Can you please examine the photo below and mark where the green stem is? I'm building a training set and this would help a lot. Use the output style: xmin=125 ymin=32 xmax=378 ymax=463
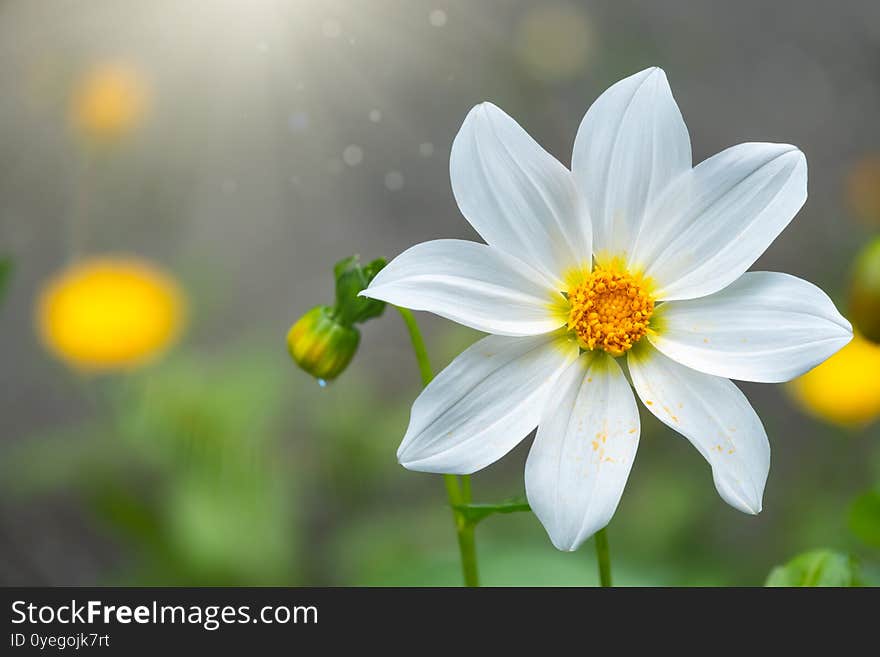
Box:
xmin=396 ymin=306 xmax=433 ymax=385
xmin=457 ymin=520 xmax=479 ymax=586
xmin=396 ymin=306 xmax=479 ymax=587
xmin=594 ymin=527 xmax=612 ymax=587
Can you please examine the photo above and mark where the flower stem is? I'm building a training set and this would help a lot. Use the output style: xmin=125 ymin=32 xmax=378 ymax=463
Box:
xmin=594 ymin=527 xmax=612 ymax=587
xmin=396 ymin=306 xmax=479 ymax=587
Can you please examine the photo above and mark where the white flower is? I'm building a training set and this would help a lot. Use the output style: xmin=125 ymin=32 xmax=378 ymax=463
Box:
xmin=362 ymin=68 xmax=852 ymax=551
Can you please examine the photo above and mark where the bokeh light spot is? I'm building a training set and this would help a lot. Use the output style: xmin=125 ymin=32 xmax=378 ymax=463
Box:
xmin=384 ymin=171 xmax=404 ymax=191
xmin=343 ymin=145 xmax=364 ymax=166
xmin=288 ymin=111 xmax=310 ymax=133
xmin=429 ymin=9 xmax=447 ymax=27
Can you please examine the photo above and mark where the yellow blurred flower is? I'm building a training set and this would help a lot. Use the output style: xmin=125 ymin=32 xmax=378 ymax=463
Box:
xmin=37 ymin=257 xmax=185 ymax=371
xmin=845 ymin=155 xmax=880 ymax=227
xmin=514 ymin=2 xmax=594 ymax=82
xmin=70 ymin=63 xmax=148 ymax=141
xmin=788 ymin=333 xmax=880 ymax=428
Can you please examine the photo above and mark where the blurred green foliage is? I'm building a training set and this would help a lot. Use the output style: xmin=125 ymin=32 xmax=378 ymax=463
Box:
xmin=4 ymin=326 xmax=880 ymax=586
xmin=0 ymin=256 xmax=11 ymax=304
xmin=4 ymin=343 xmax=298 ymax=585
xmin=849 ymin=489 xmax=880 ymax=549
xmin=766 ymin=550 xmax=861 ymax=587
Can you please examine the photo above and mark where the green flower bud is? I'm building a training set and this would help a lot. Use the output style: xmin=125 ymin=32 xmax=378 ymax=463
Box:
xmin=286 ymin=305 xmax=360 ymax=382
xmin=850 ymin=237 xmax=880 ymax=343
xmin=286 ymin=255 xmax=387 ymax=382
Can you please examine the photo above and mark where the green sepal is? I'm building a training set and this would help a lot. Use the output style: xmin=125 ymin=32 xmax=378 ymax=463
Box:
xmin=332 ymin=255 xmax=387 ymax=327
xmin=453 ymin=496 xmax=532 ymax=526
xmin=765 ymin=549 xmax=861 ymax=587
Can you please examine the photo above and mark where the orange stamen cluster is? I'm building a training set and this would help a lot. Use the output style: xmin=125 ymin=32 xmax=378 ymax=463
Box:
xmin=567 ymin=266 xmax=654 ymax=355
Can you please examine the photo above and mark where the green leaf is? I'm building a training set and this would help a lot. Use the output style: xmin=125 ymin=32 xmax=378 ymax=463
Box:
xmin=765 ymin=549 xmax=861 ymax=587
xmin=332 ymin=255 xmax=386 ymax=326
xmin=453 ymin=497 xmax=532 ymax=525
xmin=849 ymin=489 xmax=880 ymax=548
xmin=0 ymin=257 xmax=12 ymax=304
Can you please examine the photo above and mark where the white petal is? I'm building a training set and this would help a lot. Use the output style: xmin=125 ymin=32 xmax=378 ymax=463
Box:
xmin=525 ymin=353 xmax=640 ymax=552
xmin=363 ymin=239 xmax=566 ymax=336
xmin=650 ymin=272 xmax=852 ymax=383
xmin=450 ymin=102 xmax=592 ymax=287
xmin=398 ymin=333 xmax=579 ymax=474
xmin=571 ymin=67 xmax=691 ymax=263
xmin=637 ymin=143 xmax=808 ymax=300
xmin=628 ymin=345 xmax=770 ymax=514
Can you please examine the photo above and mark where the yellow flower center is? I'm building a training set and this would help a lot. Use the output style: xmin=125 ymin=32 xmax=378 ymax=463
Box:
xmin=567 ymin=265 xmax=654 ymax=355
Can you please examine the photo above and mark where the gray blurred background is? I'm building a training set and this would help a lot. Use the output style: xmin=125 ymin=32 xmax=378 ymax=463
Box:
xmin=1 ymin=0 xmax=879 ymax=586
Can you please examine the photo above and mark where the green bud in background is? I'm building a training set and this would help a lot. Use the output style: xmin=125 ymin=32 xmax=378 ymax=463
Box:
xmin=849 ymin=237 xmax=880 ymax=343
xmin=286 ymin=256 xmax=386 ymax=383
